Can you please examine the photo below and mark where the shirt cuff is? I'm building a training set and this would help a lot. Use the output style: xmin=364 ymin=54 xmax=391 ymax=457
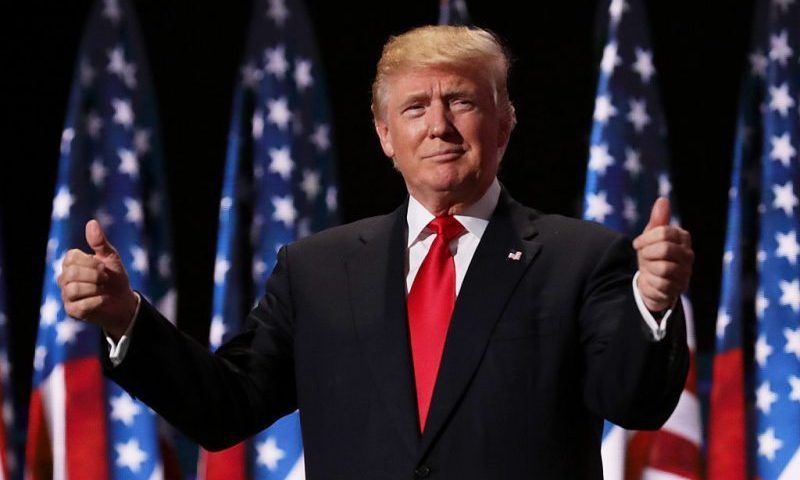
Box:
xmin=105 ymin=292 xmax=141 ymax=367
xmin=631 ymin=271 xmax=673 ymax=341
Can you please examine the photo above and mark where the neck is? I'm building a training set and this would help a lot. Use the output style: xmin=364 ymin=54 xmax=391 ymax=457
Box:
xmin=409 ymin=179 xmax=498 ymax=217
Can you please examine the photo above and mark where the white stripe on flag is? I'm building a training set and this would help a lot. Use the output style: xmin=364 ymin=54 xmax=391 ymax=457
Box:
xmin=660 ymin=390 xmax=702 ymax=446
xmin=41 ymin=365 xmax=66 ymax=480
xmin=601 ymin=425 xmax=626 ymax=480
xmin=642 ymin=468 xmax=689 ymax=480
xmin=286 ymin=453 xmax=305 ymax=480
xmin=778 ymin=447 xmax=800 ymax=480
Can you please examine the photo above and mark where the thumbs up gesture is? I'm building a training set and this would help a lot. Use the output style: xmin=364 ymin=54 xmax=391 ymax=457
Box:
xmin=632 ymin=198 xmax=694 ymax=313
xmin=57 ymin=220 xmax=138 ymax=339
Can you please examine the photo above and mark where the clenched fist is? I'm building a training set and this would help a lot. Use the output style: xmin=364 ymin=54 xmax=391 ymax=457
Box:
xmin=57 ymin=220 xmax=138 ymax=339
xmin=633 ymin=198 xmax=694 ymax=313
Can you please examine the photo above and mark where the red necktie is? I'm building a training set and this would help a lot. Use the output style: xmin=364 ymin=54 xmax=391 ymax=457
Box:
xmin=407 ymin=216 xmax=466 ymax=432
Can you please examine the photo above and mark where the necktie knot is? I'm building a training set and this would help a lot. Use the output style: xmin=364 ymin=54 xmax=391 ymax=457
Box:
xmin=428 ymin=216 xmax=465 ymax=244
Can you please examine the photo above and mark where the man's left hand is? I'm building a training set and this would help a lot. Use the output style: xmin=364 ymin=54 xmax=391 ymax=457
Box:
xmin=633 ymin=197 xmax=694 ymax=313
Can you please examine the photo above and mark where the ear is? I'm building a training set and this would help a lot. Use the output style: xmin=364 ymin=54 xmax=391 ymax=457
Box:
xmin=374 ymin=118 xmax=395 ymax=158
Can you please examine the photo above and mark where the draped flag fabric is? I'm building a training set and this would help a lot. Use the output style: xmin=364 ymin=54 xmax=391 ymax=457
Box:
xmin=24 ymin=0 xmax=177 ymax=478
xmin=197 ymin=0 xmax=339 ymax=479
xmin=438 ymin=0 xmax=471 ymax=25
xmin=709 ymin=1 xmax=800 ymax=479
xmin=583 ymin=0 xmax=702 ymax=478
xmin=0 ymin=227 xmax=12 ymax=480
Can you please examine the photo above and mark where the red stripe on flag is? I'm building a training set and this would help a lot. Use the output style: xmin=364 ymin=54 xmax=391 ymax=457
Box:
xmin=708 ymin=348 xmax=746 ymax=480
xmin=199 ymin=443 xmax=247 ymax=480
xmin=64 ymin=358 xmax=108 ymax=479
xmin=24 ymin=389 xmax=53 ymax=480
xmin=626 ymin=429 xmax=701 ymax=479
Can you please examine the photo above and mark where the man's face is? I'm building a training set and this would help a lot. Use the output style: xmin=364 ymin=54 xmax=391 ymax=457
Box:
xmin=374 ymin=66 xmax=511 ymax=209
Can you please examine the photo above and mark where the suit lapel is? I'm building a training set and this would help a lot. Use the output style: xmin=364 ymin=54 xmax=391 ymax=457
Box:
xmin=345 ymin=203 xmax=419 ymax=454
xmin=418 ymin=193 xmax=542 ymax=458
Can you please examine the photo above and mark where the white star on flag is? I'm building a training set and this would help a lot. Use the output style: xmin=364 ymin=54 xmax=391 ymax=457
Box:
xmin=118 ymin=148 xmax=139 ymax=177
xmin=769 ymin=83 xmax=796 ymax=117
xmin=241 ymin=62 xmax=264 ymax=89
xmin=756 ymin=335 xmax=773 ymax=367
xmin=301 ymin=169 xmax=321 ymax=200
xmin=80 ymin=59 xmax=96 ymax=87
xmin=214 ymin=258 xmax=230 ymax=285
xmin=294 ymin=58 xmax=313 ymax=90
xmin=789 ymin=376 xmax=800 ymax=402
xmin=268 ymin=146 xmax=294 ymax=180
xmin=52 ymin=187 xmax=75 ymax=220
xmin=600 ymin=42 xmax=621 ymax=75
xmin=266 ymin=0 xmax=290 ymax=27
xmin=209 ymin=315 xmax=227 ymax=349
xmin=608 ymin=0 xmax=628 ymax=23
xmin=589 ymin=144 xmax=615 ymax=174
xmin=326 ymin=186 xmax=338 ymax=212
xmin=115 ymin=438 xmax=148 ymax=473
xmin=264 ymin=45 xmax=289 ymax=79
xmin=593 ymin=95 xmax=618 ymax=124
xmin=131 ymin=246 xmax=149 ymax=274
xmin=585 ymin=192 xmax=614 ymax=223
xmin=623 ymin=148 xmax=642 ymax=177
xmin=253 ymin=110 xmax=265 ymax=139
xmin=749 ymin=51 xmax=768 ymax=77
xmin=756 ymin=289 xmax=770 ymax=319
xmin=758 ymin=427 xmax=783 ymax=461
xmin=632 ymin=47 xmax=655 ymax=83
xmin=86 ymin=111 xmax=104 ymax=138
xmin=272 ymin=195 xmax=298 ymax=227
xmin=134 ymin=129 xmax=151 ymax=155
xmin=772 ymin=181 xmax=798 ymax=215
xmin=769 ymin=30 xmax=793 ymax=66
xmin=627 ymin=98 xmax=651 ymax=132
xmin=102 ymin=0 xmax=122 ymax=24
xmin=110 ymin=392 xmax=142 ymax=426
xmin=124 ymin=198 xmax=143 ymax=226
xmin=756 ymin=381 xmax=779 ymax=414
xmin=784 ymin=327 xmax=800 ymax=359
xmin=779 ymin=280 xmax=800 ymax=312
xmin=111 ymin=98 xmax=135 ymax=129
xmin=622 ymin=197 xmax=638 ymax=225
xmin=267 ymin=97 xmax=292 ymax=130
xmin=775 ymin=230 xmax=800 ymax=264
xmin=716 ymin=310 xmax=731 ymax=338
xmin=55 ymin=318 xmax=84 ymax=345
xmin=256 ymin=436 xmax=286 ymax=471
xmin=40 ymin=296 xmax=60 ymax=327
xmin=33 ymin=346 xmax=47 ymax=371
xmin=310 ymin=124 xmax=330 ymax=151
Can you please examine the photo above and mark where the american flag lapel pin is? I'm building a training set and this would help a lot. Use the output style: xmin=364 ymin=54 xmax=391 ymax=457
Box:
xmin=507 ymin=250 xmax=522 ymax=261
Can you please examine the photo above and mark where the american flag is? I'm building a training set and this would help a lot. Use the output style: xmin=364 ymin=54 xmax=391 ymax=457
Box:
xmin=0 ymin=225 xmax=12 ymax=480
xmin=438 ymin=0 xmax=471 ymax=25
xmin=24 ymin=1 xmax=177 ymax=479
xmin=197 ymin=0 xmax=338 ymax=479
xmin=709 ymin=1 xmax=800 ymax=479
xmin=582 ymin=0 xmax=702 ymax=478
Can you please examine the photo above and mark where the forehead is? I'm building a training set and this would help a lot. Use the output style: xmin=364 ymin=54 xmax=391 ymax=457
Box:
xmin=384 ymin=66 xmax=491 ymax=101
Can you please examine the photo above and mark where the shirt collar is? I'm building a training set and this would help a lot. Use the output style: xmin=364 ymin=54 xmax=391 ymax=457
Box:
xmin=406 ymin=178 xmax=501 ymax=247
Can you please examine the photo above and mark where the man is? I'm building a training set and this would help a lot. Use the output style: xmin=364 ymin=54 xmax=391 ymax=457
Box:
xmin=59 ymin=25 xmax=693 ymax=479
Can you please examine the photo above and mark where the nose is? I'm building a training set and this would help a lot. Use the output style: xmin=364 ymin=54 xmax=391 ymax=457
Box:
xmin=427 ymin=101 xmax=452 ymax=138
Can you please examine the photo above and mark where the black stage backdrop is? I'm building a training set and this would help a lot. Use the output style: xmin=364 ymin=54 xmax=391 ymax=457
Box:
xmin=1 ymin=0 xmax=752 ymax=428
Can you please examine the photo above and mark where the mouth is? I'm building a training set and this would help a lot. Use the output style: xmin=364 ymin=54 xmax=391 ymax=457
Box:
xmin=422 ymin=149 xmax=465 ymax=161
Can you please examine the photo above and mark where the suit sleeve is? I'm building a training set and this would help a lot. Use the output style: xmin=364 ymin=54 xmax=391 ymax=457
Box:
xmin=105 ymin=246 xmax=298 ymax=450
xmin=578 ymin=234 xmax=689 ymax=430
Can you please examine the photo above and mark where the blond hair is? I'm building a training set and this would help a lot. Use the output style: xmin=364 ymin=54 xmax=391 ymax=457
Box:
xmin=371 ymin=25 xmax=515 ymax=126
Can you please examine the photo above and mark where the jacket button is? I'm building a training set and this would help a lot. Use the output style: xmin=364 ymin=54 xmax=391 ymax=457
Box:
xmin=414 ymin=465 xmax=431 ymax=478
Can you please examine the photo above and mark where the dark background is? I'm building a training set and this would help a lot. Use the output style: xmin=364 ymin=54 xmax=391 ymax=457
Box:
xmin=1 ymin=0 xmax=753 ymax=436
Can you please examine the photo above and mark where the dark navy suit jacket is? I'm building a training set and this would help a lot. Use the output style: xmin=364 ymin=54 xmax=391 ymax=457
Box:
xmin=106 ymin=192 xmax=689 ymax=479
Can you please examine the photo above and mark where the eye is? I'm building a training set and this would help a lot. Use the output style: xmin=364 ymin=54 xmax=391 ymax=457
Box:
xmin=402 ymin=104 xmax=425 ymax=117
xmin=450 ymin=98 xmax=474 ymax=111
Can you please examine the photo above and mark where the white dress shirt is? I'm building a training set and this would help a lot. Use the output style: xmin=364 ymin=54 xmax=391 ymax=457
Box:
xmin=109 ymin=178 xmax=670 ymax=366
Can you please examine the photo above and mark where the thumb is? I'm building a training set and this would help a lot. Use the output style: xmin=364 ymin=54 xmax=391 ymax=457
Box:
xmin=85 ymin=219 xmax=118 ymax=260
xmin=645 ymin=197 xmax=671 ymax=232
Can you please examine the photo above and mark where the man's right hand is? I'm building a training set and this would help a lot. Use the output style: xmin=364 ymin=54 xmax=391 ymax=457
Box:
xmin=57 ymin=219 xmax=138 ymax=340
